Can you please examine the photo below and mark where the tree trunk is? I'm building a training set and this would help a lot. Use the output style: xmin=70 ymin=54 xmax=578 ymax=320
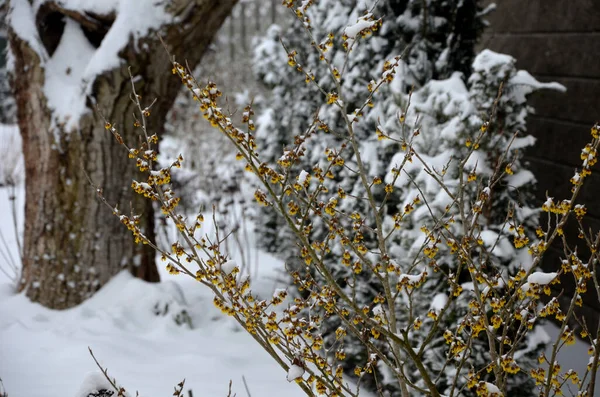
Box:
xmin=8 ymin=0 xmax=237 ymax=309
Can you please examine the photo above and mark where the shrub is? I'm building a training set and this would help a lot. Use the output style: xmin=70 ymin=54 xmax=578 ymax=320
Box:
xmin=93 ymin=1 xmax=600 ymax=396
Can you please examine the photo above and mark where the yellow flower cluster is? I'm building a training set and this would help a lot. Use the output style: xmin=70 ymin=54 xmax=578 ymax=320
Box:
xmin=475 ymin=382 xmax=502 ymax=397
xmin=560 ymin=328 xmax=576 ymax=346
xmin=148 ymin=169 xmax=171 ymax=186
xmin=166 ymin=263 xmax=180 ymax=275
xmin=574 ymin=203 xmax=587 ymax=220
xmin=254 ymin=189 xmax=270 ymax=206
xmin=341 ymin=15 xmax=382 ymax=50
xmin=581 ymin=143 xmax=597 ymax=167
xmin=131 ymin=180 xmax=155 ymax=199
xmin=324 ymin=197 xmax=338 ymax=216
xmin=511 ymin=224 xmax=529 ymax=249
xmin=160 ymin=189 xmax=180 ymax=215
xmin=500 ymin=355 xmax=520 ymax=374
xmin=396 ymin=271 xmax=427 ymax=291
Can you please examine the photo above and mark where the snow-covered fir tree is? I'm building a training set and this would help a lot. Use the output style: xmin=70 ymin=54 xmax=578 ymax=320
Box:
xmin=253 ymin=0 xmax=483 ymax=251
xmin=377 ymin=50 xmax=564 ymax=395
xmin=252 ymin=1 xmax=563 ymax=395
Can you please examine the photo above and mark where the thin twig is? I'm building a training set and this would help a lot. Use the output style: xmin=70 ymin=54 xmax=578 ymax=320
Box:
xmin=241 ymin=375 xmax=252 ymax=397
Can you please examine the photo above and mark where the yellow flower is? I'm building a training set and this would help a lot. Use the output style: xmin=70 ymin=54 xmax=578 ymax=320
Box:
xmin=491 ymin=314 xmax=502 ymax=329
xmin=413 ymin=317 xmax=423 ymax=330
xmin=166 ymin=264 xmax=180 ymax=275
xmin=326 ymin=92 xmax=338 ymax=105
xmin=332 ymin=68 xmax=341 ymax=80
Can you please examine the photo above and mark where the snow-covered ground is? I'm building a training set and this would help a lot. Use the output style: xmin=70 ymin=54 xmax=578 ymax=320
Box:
xmin=0 ymin=254 xmax=304 ymax=397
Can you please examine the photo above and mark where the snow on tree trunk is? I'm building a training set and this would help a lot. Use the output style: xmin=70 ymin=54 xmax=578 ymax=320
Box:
xmin=7 ymin=0 xmax=237 ymax=309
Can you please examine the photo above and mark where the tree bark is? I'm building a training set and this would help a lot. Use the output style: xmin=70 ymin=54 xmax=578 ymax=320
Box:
xmin=8 ymin=0 xmax=237 ymax=309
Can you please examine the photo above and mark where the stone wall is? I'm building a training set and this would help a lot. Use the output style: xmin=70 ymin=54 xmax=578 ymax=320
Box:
xmin=481 ymin=0 xmax=600 ymax=333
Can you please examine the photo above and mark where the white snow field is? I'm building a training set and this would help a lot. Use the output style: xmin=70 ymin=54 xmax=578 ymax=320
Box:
xmin=0 ymin=262 xmax=307 ymax=397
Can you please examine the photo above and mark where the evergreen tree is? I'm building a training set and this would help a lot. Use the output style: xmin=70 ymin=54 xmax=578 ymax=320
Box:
xmin=254 ymin=0 xmax=484 ymax=252
xmin=377 ymin=49 xmax=563 ymax=395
